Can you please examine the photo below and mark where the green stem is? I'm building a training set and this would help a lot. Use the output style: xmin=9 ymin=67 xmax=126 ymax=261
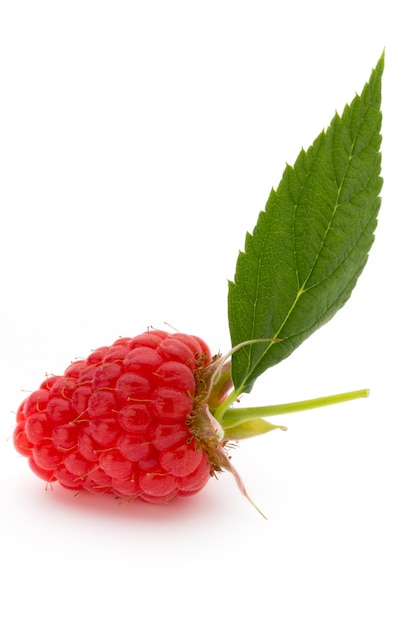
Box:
xmin=221 ymin=388 xmax=369 ymax=429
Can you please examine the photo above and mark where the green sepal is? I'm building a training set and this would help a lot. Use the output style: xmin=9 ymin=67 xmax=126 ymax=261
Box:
xmin=223 ymin=419 xmax=287 ymax=441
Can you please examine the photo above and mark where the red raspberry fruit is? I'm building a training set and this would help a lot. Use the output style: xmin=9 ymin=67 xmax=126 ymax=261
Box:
xmin=13 ymin=330 xmax=230 ymax=504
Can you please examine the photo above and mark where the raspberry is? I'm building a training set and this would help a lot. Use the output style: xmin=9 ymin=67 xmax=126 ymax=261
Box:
xmin=13 ymin=330 xmax=226 ymax=504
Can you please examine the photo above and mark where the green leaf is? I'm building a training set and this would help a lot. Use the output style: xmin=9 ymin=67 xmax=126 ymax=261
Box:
xmin=228 ymin=53 xmax=384 ymax=394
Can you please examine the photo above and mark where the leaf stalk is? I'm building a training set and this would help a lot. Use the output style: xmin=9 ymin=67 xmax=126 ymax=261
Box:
xmin=220 ymin=388 xmax=369 ymax=430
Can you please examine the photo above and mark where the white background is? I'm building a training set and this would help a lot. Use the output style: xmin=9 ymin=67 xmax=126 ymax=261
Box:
xmin=1 ymin=2 xmax=416 ymax=625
